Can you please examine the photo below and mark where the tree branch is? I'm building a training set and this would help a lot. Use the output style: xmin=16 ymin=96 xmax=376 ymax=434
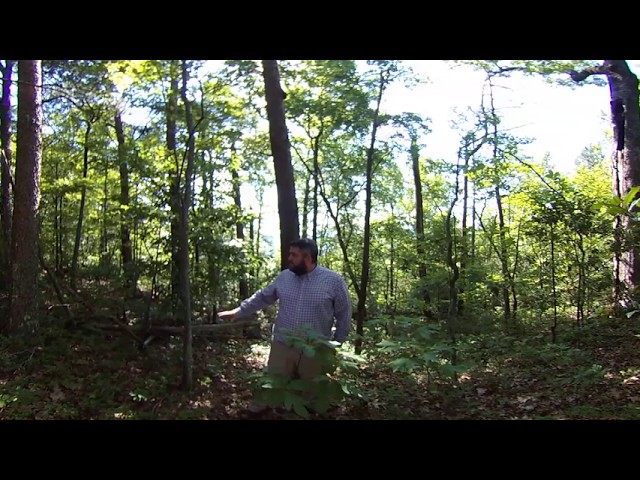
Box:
xmin=569 ymin=64 xmax=612 ymax=83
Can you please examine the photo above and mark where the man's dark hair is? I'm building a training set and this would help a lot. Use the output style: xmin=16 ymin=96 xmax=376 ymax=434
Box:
xmin=290 ymin=238 xmax=318 ymax=263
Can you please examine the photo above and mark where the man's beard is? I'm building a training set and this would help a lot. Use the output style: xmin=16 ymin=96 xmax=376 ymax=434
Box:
xmin=288 ymin=263 xmax=307 ymax=276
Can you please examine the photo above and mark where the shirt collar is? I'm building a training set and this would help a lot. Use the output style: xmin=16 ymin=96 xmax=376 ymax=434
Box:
xmin=299 ymin=264 xmax=320 ymax=280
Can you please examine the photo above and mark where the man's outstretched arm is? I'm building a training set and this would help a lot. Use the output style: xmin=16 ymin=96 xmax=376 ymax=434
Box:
xmin=218 ymin=280 xmax=278 ymax=320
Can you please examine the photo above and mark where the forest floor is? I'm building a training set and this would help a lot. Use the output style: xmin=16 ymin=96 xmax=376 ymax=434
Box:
xmin=1 ymin=284 xmax=640 ymax=421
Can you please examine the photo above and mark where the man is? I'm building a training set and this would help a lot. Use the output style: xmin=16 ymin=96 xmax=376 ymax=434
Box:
xmin=218 ymin=238 xmax=352 ymax=412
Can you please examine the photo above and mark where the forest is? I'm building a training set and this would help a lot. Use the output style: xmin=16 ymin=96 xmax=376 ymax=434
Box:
xmin=1 ymin=59 xmax=639 ymax=420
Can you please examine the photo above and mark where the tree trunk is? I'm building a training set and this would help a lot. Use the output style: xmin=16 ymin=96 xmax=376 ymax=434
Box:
xmin=571 ymin=60 xmax=640 ymax=306
xmin=261 ymin=60 xmax=299 ymax=269
xmin=302 ymin=172 xmax=310 ymax=239
xmin=7 ymin=60 xmax=42 ymax=334
xmin=411 ymin=136 xmax=431 ymax=318
xmin=0 ymin=61 xmax=14 ymax=292
xmin=446 ymin=159 xmax=462 ymax=343
xmin=495 ymin=186 xmax=512 ymax=322
xmin=608 ymin=61 xmax=640 ymax=304
xmin=114 ymin=112 xmax=135 ymax=295
xmin=99 ymin=160 xmax=109 ymax=269
xmin=312 ymin=135 xmax=320 ymax=242
xmin=389 ymin=214 xmax=396 ymax=313
xmin=54 ymin=158 xmax=63 ymax=275
xmin=230 ymin=144 xmax=249 ymax=299
xmin=167 ymin=61 xmax=181 ymax=317
xmin=179 ymin=61 xmax=196 ymax=391
xmin=70 ymin=119 xmax=93 ymax=290
xmin=487 ymin=79 xmax=512 ymax=323
xmin=355 ymin=70 xmax=386 ymax=355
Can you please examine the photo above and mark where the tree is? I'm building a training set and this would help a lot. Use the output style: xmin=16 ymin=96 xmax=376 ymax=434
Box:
xmin=0 ymin=60 xmax=14 ymax=292
xmin=7 ymin=60 xmax=42 ymax=333
xmin=114 ymin=111 xmax=135 ymax=295
xmin=570 ymin=60 xmax=640 ymax=306
xmin=262 ymin=60 xmax=299 ymax=269
xmin=392 ymin=112 xmax=433 ymax=318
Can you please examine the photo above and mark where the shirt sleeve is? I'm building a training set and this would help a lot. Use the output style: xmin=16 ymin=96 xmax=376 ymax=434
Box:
xmin=236 ymin=277 xmax=279 ymax=318
xmin=332 ymin=275 xmax=352 ymax=343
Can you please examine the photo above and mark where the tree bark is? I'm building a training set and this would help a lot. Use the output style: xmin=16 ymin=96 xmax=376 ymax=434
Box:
xmin=167 ymin=61 xmax=181 ymax=317
xmin=70 ymin=117 xmax=94 ymax=290
xmin=571 ymin=60 xmax=640 ymax=306
xmin=7 ymin=60 xmax=42 ymax=333
xmin=230 ymin=143 xmax=249 ymax=299
xmin=355 ymin=69 xmax=387 ymax=355
xmin=261 ymin=60 xmax=299 ymax=269
xmin=1 ymin=60 xmax=15 ymax=292
xmin=114 ymin=111 xmax=135 ymax=295
xmin=179 ymin=60 xmax=196 ymax=391
xmin=411 ymin=136 xmax=432 ymax=318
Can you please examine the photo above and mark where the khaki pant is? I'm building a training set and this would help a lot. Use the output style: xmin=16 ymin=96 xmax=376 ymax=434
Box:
xmin=249 ymin=341 xmax=336 ymax=413
xmin=267 ymin=340 xmax=330 ymax=379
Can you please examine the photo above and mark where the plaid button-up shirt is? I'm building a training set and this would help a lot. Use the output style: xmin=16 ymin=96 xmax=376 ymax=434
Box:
xmin=237 ymin=265 xmax=352 ymax=345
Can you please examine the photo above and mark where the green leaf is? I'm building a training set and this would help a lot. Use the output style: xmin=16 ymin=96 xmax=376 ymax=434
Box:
xmin=283 ymin=391 xmax=299 ymax=411
xmin=439 ymin=363 xmax=460 ymax=378
xmin=292 ymin=398 xmax=310 ymax=418
xmin=377 ymin=339 xmax=400 ymax=352
xmin=301 ymin=344 xmax=316 ymax=357
xmin=312 ymin=395 xmax=331 ymax=414
xmin=422 ymin=351 xmax=439 ymax=363
xmin=626 ymin=310 xmax=640 ymax=319
xmin=389 ymin=357 xmax=417 ymax=373
xmin=415 ymin=326 xmax=436 ymax=340
xmin=338 ymin=351 xmax=367 ymax=363
xmin=623 ymin=186 xmax=640 ymax=208
xmin=288 ymin=379 xmax=309 ymax=392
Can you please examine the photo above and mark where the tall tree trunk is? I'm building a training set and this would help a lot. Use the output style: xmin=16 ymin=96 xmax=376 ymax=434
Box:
xmin=261 ymin=60 xmax=299 ymax=269
xmin=1 ymin=60 xmax=15 ymax=292
xmin=550 ymin=221 xmax=558 ymax=343
xmin=100 ymin=160 xmax=109 ymax=268
xmin=570 ymin=61 xmax=640 ymax=306
xmin=456 ymin=134 xmax=486 ymax=318
xmin=355 ymin=70 xmax=386 ymax=355
xmin=494 ymin=185 xmax=511 ymax=322
xmin=54 ymin=158 xmax=63 ymax=275
xmin=302 ymin=172 xmax=310 ymax=239
xmin=312 ymin=134 xmax=321 ymax=242
xmin=446 ymin=158 xmax=462 ymax=344
xmin=179 ymin=61 xmax=196 ymax=391
xmin=167 ymin=61 xmax=181 ymax=316
xmin=608 ymin=62 xmax=640 ymax=304
xmin=114 ymin=112 xmax=134 ymax=295
xmin=411 ymin=136 xmax=431 ymax=318
xmin=487 ymin=78 xmax=512 ymax=323
xmin=230 ymin=143 xmax=249 ymax=299
xmin=249 ymin=215 xmax=256 ymax=292
xmin=389 ymin=214 xmax=396 ymax=313
xmin=7 ymin=60 xmax=41 ymax=333
xmin=70 ymin=117 xmax=94 ymax=290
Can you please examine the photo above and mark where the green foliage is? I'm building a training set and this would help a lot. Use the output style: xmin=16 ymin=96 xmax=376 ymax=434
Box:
xmin=249 ymin=331 xmax=366 ymax=418
xmin=374 ymin=317 xmax=469 ymax=384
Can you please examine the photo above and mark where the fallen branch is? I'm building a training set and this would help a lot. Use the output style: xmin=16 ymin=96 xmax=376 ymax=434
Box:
xmin=90 ymin=319 xmax=262 ymax=335
xmin=147 ymin=319 xmax=262 ymax=334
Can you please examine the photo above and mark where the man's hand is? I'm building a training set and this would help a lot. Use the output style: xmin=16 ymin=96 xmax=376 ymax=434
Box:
xmin=218 ymin=307 xmax=241 ymax=321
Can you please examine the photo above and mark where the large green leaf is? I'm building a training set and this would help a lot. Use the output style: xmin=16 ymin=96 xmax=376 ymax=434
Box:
xmin=389 ymin=358 xmax=417 ymax=373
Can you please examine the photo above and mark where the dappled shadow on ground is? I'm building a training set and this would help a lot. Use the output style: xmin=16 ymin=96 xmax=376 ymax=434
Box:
xmin=1 ymin=305 xmax=640 ymax=420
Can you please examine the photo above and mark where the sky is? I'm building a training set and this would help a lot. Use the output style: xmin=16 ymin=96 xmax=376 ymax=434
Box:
xmin=381 ymin=60 xmax=634 ymax=173
xmin=249 ymin=60 xmax=636 ymax=253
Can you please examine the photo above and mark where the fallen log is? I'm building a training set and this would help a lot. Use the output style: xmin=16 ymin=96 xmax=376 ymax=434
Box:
xmin=147 ymin=319 xmax=262 ymax=334
xmin=91 ymin=319 xmax=262 ymax=335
